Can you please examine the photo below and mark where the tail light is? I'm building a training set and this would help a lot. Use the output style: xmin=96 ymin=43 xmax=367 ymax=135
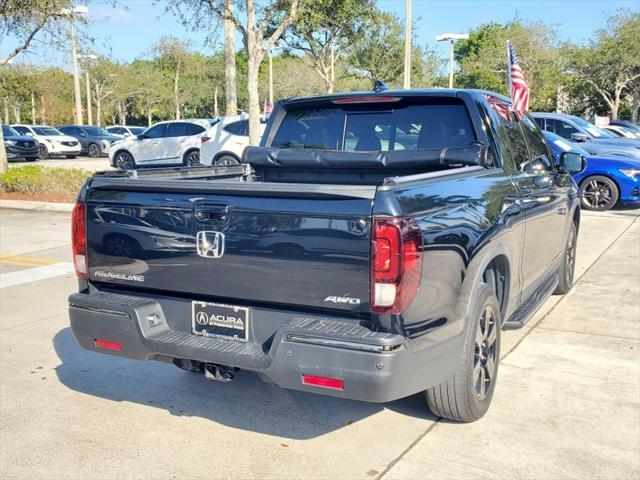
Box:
xmin=200 ymin=136 xmax=208 ymax=144
xmin=72 ymin=202 xmax=88 ymax=279
xmin=371 ymin=217 xmax=422 ymax=313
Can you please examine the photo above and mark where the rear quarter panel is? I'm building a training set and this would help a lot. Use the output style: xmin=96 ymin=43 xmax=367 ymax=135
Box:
xmin=373 ymin=167 xmax=524 ymax=351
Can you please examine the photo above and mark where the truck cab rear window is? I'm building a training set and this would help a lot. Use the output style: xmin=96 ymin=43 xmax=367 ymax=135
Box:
xmin=270 ymin=101 xmax=475 ymax=152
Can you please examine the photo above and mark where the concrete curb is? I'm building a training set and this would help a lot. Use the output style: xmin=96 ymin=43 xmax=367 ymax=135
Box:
xmin=0 ymin=199 xmax=74 ymax=212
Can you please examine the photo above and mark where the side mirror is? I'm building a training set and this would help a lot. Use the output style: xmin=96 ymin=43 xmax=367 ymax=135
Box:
xmin=80 ymin=132 xmax=87 ymax=137
xmin=124 ymin=132 xmax=130 ymax=137
xmin=570 ymin=132 xmax=589 ymax=143
xmin=25 ymin=132 xmax=34 ymax=136
xmin=559 ymin=151 xmax=585 ymax=174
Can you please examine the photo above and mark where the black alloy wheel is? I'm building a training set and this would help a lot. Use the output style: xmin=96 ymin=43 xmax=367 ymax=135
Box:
xmin=184 ymin=150 xmax=200 ymax=166
xmin=215 ymin=155 xmax=240 ymax=166
xmin=473 ymin=305 xmax=498 ymax=401
xmin=88 ymin=143 xmax=101 ymax=158
xmin=115 ymin=151 xmax=135 ymax=170
xmin=580 ymin=176 xmax=619 ymax=211
xmin=38 ymin=144 xmax=49 ymax=159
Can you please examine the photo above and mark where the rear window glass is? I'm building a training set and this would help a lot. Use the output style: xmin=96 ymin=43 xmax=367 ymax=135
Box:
xmin=270 ymin=99 xmax=475 ymax=151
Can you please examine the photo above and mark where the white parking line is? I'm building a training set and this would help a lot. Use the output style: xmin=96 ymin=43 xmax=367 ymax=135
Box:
xmin=0 ymin=262 xmax=75 ymax=288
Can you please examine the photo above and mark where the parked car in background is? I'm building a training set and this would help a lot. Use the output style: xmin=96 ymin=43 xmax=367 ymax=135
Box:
xmin=200 ymin=116 xmax=266 ymax=165
xmin=544 ymin=131 xmax=640 ymax=211
xmin=109 ymin=119 xmax=217 ymax=169
xmin=57 ymin=125 xmax=121 ymax=158
xmin=2 ymin=125 xmax=39 ymax=161
xmin=602 ymin=124 xmax=640 ymax=139
xmin=609 ymin=119 xmax=640 ymax=135
xmin=532 ymin=112 xmax=640 ymax=160
xmin=105 ymin=125 xmax=147 ymax=138
xmin=11 ymin=124 xmax=81 ymax=159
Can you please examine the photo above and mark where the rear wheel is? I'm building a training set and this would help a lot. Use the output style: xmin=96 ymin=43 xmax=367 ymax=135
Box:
xmin=38 ymin=144 xmax=49 ymax=160
xmin=184 ymin=149 xmax=200 ymax=166
xmin=580 ymin=175 xmax=619 ymax=211
xmin=25 ymin=157 xmax=37 ymax=162
xmin=88 ymin=143 xmax=101 ymax=158
xmin=114 ymin=151 xmax=135 ymax=170
xmin=66 ymin=155 xmax=77 ymax=159
xmin=215 ymin=154 xmax=240 ymax=166
xmin=425 ymin=283 xmax=501 ymax=422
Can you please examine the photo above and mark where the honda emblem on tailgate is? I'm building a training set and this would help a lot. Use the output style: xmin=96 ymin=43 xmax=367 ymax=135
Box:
xmin=197 ymin=231 xmax=225 ymax=258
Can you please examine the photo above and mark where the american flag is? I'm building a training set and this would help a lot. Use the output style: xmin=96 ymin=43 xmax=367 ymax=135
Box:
xmin=507 ymin=41 xmax=529 ymax=115
xmin=264 ymin=99 xmax=274 ymax=117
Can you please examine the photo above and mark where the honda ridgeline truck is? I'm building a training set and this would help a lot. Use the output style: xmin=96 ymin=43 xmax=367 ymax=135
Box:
xmin=69 ymin=89 xmax=584 ymax=422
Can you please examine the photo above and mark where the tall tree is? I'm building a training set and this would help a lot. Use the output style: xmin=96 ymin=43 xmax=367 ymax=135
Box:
xmin=203 ymin=0 xmax=300 ymax=145
xmin=152 ymin=37 xmax=192 ymax=120
xmin=223 ymin=0 xmax=237 ymax=115
xmin=564 ymin=12 xmax=640 ymax=119
xmin=282 ymin=0 xmax=376 ymax=93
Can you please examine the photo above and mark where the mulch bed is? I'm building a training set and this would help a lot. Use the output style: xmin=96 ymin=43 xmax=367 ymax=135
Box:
xmin=0 ymin=192 xmax=76 ymax=203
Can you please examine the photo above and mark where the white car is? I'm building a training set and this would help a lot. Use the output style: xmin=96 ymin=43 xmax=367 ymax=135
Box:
xmin=105 ymin=125 xmax=147 ymax=138
xmin=109 ymin=119 xmax=217 ymax=169
xmin=200 ymin=116 xmax=266 ymax=165
xmin=11 ymin=124 xmax=82 ymax=159
xmin=602 ymin=125 xmax=640 ymax=139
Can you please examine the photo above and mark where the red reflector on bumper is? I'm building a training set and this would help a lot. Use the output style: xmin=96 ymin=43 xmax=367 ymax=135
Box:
xmin=94 ymin=339 xmax=122 ymax=352
xmin=302 ymin=375 xmax=344 ymax=391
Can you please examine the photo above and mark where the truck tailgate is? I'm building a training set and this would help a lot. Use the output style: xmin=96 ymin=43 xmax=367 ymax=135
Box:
xmin=85 ymin=184 xmax=374 ymax=313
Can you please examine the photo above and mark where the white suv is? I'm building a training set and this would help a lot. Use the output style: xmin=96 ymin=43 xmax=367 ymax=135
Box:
xmin=11 ymin=124 xmax=82 ymax=159
xmin=200 ymin=116 xmax=266 ymax=165
xmin=109 ymin=119 xmax=217 ymax=169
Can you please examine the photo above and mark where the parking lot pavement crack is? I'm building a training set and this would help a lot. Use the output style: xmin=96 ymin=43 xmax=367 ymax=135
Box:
xmin=376 ymin=420 xmax=441 ymax=480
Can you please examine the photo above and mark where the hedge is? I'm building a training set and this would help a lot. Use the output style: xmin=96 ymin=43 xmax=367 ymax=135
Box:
xmin=0 ymin=165 xmax=91 ymax=197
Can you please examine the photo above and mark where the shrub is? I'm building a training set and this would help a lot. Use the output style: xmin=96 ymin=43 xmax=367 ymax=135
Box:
xmin=0 ymin=165 xmax=91 ymax=197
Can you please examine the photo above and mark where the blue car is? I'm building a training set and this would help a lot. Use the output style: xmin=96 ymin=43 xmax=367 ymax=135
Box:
xmin=544 ymin=131 xmax=640 ymax=211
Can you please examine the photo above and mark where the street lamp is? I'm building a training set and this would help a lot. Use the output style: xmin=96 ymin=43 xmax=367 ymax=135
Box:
xmin=60 ymin=5 xmax=89 ymax=125
xmin=436 ymin=32 xmax=469 ymax=89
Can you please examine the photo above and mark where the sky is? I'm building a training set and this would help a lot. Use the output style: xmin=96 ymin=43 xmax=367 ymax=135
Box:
xmin=2 ymin=0 xmax=639 ymax=69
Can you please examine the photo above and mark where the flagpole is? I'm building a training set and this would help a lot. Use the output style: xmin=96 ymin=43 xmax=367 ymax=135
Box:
xmin=506 ymin=40 xmax=512 ymax=99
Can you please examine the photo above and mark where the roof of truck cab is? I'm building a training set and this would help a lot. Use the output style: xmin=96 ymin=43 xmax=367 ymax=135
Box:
xmin=279 ymin=88 xmax=512 ymax=105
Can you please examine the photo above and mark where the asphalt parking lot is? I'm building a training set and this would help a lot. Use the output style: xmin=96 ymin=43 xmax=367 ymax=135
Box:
xmin=0 ymin=207 xmax=638 ymax=480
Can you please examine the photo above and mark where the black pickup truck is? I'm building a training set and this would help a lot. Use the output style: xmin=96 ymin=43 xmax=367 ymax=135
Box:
xmin=68 ymin=89 xmax=584 ymax=422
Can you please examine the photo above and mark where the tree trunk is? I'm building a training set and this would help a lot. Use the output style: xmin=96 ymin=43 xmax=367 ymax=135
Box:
xmin=632 ymin=88 xmax=639 ymax=124
xmin=214 ymin=85 xmax=219 ymax=117
xmin=147 ymin=107 xmax=152 ymax=127
xmin=174 ymin=58 xmax=181 ymax=120
xmin=96 ymin=98 xmax=102 ymax=127
xmin=224 ymin=0 xmax=237 ymax=115
xmin=246 ymin=0 xmax=261 ymax=146
xmin=12 ymin=102 xmax=21 ymax=123
xmin=40 ymin=94 xmax=46 ymax=123
xmin=3 ymin=97 xmax=8 ymax=123
xmin=31 ymin=92 xmax=36 ymax=123
xmin=611 ymin=98 xmax=619 ymax=120
xmin=0 ymin=125 xmax=7 ymax=174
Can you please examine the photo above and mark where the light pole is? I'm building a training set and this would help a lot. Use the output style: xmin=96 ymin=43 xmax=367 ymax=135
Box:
xmin=61 ymin=5 xmax=89 ymax=125
xmin=268 ymin=47 xmax=283 ymax=106
xmin=403 ymin=0 xmax=412 ymax=89
xmin=79 ymin=54 xmax=97 ymax=125
xmin=436 ymin=33 xmax=469 ymax=89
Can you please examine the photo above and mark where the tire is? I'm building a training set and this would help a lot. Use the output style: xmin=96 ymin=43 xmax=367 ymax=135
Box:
xmin=553 ymin=222 xmax=577 ymax=295
xmin=425 ymin=283 xmax=501 ymax=422
xmin=25 ymin=157 xmax=37 ymax=162
xmin=183 ymin=149 xmax=200 ymax=166
xmin=66 ymin=155 xmax=77 ymax=159
xmin=580 ymin=175 xmax=619 ymax=211
xmin=88 ymin=143 xmax=101 ymax=158
xmin=38 ymin=144 xmax=49 ymax=160
xmin=215 ymin=154 xmax=240 ymax=166
xmin=114 ymin=151 xmax=135 ymax=170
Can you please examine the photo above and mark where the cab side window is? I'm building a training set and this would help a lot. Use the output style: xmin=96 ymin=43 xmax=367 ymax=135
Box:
xmin=549 ymin=119 xmax=578 ymax=139
xmin=13 ymin=126 xmax=30 ymax=135
xmin=519 ymin=114 xmax=554 ymax=172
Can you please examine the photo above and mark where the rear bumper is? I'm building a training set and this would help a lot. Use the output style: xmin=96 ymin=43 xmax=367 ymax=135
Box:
xmin=69 ymin=290 xmax=461 ymax=403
